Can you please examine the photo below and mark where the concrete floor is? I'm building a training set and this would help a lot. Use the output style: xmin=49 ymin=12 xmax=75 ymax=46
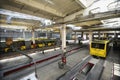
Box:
xmin=0 ymin=48 xmax=62 ymax=70
xmin=1 ymin=45 xmax=85 ymax=80
xmin=1 ymin=44 xmax=120 ymax=80
xmin=0 ymin=45 xmax=81 ymax=70
xmin=36 ymin=47 xmax=89 ymax=80
xmin=101 ymin=48 xmax=120 ymax=80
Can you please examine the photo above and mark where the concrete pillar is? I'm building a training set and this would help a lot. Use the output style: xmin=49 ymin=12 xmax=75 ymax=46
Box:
xmin=45 ymin=32 xmax=47 ymax=38
xmin=98 ymin=31 xmax=100 ymax=39
xmin=104 ymin=33 xmax=107 ymax=38
xmin=106 ymin=33 xmax=109 ymax=39
xmin=23 ymin=30 xmax=25 ymax=40
xmin=92 ymin=33 xmax=94 ymax=40
xmin=89 ymin=31 xmax=93 ymax=43
xmin=74 ymin=32 xmax=77 ymax=43
xmin=32 ymin=30 xmax=35 ymax=44
xmin=114 ymin=31 xmax=117 ymax=38
xmin=81 ymin=32 xmax=83 ymax=38
xmin=86 ymin=33 xmax=89 ymax=40
xmin=60 ymin=24 xmax=66 ymax=51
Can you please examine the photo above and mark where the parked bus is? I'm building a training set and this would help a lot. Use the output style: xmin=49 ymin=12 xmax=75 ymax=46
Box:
xmin=90 ymin=40 xmax=110 ymax=58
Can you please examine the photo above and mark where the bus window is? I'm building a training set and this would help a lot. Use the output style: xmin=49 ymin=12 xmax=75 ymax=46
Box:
xmin=91 ymin=43 xmax=105 ymax=49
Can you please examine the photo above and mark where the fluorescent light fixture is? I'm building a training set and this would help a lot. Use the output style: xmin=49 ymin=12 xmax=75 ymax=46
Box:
xmin=72 ymin=26 xmax=82 ymax=30
xmin=101 ymin=18 xmax=120 ymax=24
xmin=67 ymin=24 xmax=75 ymax=27
xmin=87 ymin=0 xmax=117 ymax=15
xmin=101 ymin=18 xmax=120 ymax=27
xmin=67 ymin=24 xmax=82 ymax=30
xmin=107 ymin=1 xmax=120 ymax=10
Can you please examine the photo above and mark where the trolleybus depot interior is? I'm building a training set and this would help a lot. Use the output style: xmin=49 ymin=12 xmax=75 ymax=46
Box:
xmin=0 ymin=0 xmax=120 ymax=80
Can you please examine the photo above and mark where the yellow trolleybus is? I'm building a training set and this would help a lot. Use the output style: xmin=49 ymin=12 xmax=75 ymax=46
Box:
xmin=90 ymin=40 xmax=110 ymax=58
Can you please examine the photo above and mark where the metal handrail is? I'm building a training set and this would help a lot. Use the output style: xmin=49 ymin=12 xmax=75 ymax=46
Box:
xmin=11 ymin=45 xmax=38 ymax=79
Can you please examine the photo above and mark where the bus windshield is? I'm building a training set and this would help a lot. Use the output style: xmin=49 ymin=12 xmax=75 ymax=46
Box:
xmin=91 ymin=43 xmax=105 ymax=49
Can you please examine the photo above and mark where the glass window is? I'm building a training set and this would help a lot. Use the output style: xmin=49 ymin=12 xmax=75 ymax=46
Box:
xmin=91 ymin=43 xmax=105 ymax=49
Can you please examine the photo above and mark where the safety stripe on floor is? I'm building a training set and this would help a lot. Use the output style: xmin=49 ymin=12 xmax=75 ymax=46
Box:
xmin=114 ymin=63 xmax=120 ymax=77
xmin=0 ymin=47 xmax=60 ymax=63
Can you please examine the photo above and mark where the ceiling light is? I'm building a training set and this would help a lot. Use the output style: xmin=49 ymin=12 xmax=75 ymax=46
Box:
xmin=101 ymin=18 xmax=120 ymax=27
xmin=87 ymin=0 xmax=117 ymax=15
xmin=72 ymin=27 xmax=82 ymax=30
xmin=67 ymin=24 xmax=82 ymax=30
xmin=67 ymin=24 xmax=75 ymax=27
xmin=101 ymin=18 xmax=120 ymax=24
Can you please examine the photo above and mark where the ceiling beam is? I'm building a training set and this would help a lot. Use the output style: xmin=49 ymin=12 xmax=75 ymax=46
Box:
xmin=14 ymin=0 xmax=65 ymax=17
xmin=65 ymin=10 xmax=120 ymax=24
xmin=44 ymin=10 xmax=120 ymax=28
xmin=62 ymin=10 xmax=84 ymax=23
xmin=0 ymin=19 xmax=36 ymax=26
xmin=73 ymin=26 xmax=120 ymax=32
